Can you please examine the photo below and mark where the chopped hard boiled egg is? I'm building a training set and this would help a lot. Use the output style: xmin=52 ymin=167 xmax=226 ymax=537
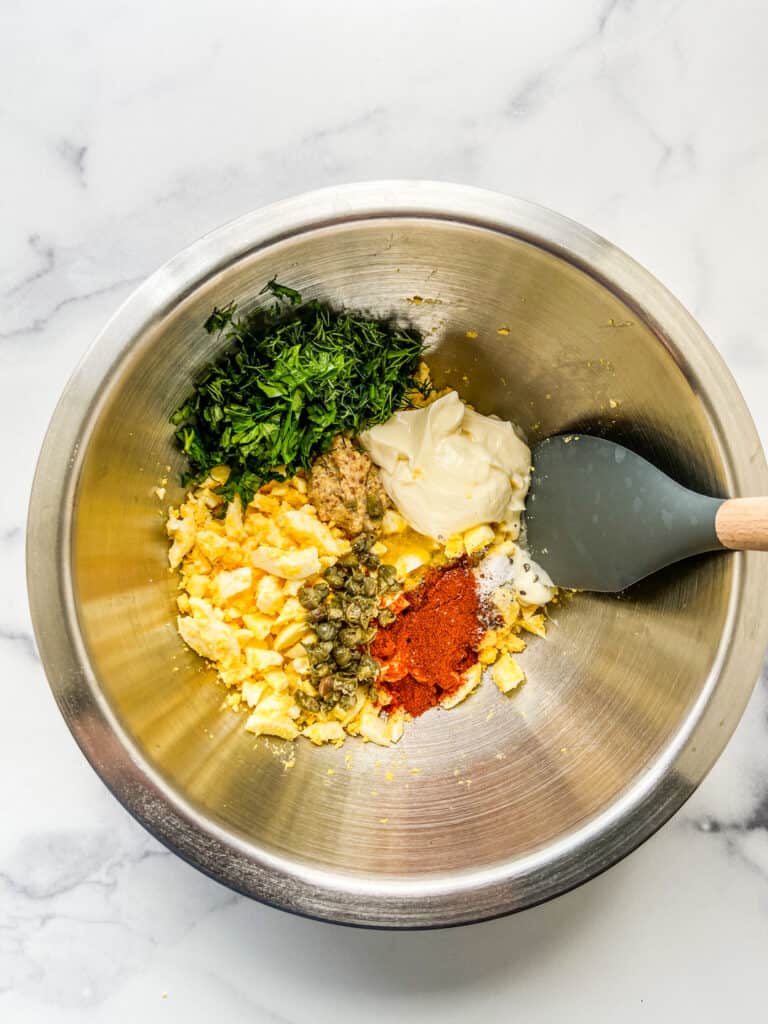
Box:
xmin=167 ymin=473 xmax=404 ymax=750
xmin=251 ymin=545 xmax=321 ymax=580
xmin=492 ymin=653 xmax=526 ymax=694
xmin=441 ymin=663 xmax=482 ymax=709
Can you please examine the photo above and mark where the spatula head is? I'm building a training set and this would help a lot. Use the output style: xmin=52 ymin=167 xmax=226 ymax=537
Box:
xmin=525 ymin=435 xmax=724 ymax=592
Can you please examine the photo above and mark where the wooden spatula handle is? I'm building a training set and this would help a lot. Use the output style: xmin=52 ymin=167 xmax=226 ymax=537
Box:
xmin=715 ymin=498 xmax=768 ymax=551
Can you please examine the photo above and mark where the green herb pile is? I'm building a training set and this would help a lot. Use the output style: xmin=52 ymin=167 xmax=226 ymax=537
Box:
xmin=171 ymin=281 xmax=426 ymax=505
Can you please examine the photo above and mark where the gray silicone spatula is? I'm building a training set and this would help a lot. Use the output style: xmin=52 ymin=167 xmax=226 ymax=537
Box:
xmin=525 ymin=434 xmax=768 ymax=592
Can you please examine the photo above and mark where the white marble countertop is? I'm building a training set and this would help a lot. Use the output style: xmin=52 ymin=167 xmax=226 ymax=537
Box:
xmin=4 ymin=0 xmax=768 ymax=1019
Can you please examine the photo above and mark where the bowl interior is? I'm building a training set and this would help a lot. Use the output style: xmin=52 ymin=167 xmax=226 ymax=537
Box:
xmin=72 ymin=217 xmax=733 ymax=883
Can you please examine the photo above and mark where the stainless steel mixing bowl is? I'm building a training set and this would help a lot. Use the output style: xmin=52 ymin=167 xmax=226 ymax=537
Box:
xmin=27 ymin=182 xmax=768 ymax=928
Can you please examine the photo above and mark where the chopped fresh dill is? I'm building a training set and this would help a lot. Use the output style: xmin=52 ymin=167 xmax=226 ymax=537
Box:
xmin=172 ymin=280 xmax=427 ymax=505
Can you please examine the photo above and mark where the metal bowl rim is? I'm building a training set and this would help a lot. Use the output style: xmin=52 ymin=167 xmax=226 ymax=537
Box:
xmin=26 ymin=180 xmax=768 ymax=928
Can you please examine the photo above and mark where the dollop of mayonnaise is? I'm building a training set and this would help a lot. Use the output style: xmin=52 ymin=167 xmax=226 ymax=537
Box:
xmin=360 ymin=391 xmax=531 ymax=540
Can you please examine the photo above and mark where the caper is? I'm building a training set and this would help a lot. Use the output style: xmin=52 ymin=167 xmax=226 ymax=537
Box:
xmin=324 ymin=570 xmax=344 ymax=591
xmin=357 ymin=654 xmax=380 ymax=681
xmin=360 ymin=627 xmax=377 ymax=644
xmin=309 ymin=640 xmax=334 ymax=663
xmin=358 ymin=600 xmax=378 ymax=627
xmin=339 ymin=626 xmax=363 ymax=647
xmin=338 ymin=691 xmax=357 ymax=710
xmin=362 ymin=575 xmax=378 ymax=597
xmin=327 ymin=603 xmax=344 ymax=621
xmin=315 ymin=620 xmax=338 ymax=642
xmin=352 ymin=532 xmax=375 ymax=553
xmin=314 ymin=581 xmax=330 ymax=601
xmin=333 ymin=645 xmax=353 ymax=668
xmin=378 ymin=563 xmax=397 ymax=581
xmin=344 ymin=600 xmax=362 ymax=624
xmin=378 ymin=607 xmax=396 ymax=628
xmin=366 ymin=493 xmax=384 ymax=518
xmin=298 ymin=586 xmax=321 ymax=609
xmin=314 ymin=661 xmax=332 ymax=679
xmin=317 ymin=678 xmax=333 ymax=697
xmin=332 ymin=674 xmax=358 ymax=695
xmin=294 ymin=691 xmax=320 ymax=713
xmin=308 ymin=606 xmax=328 ymax=623
xmin=317 ymin=614 xmax=337 ymax=638
xmin=345 ymin=573 xmax=364 ymax=596
xmin=361 ymin=553 xmax=380 ymax=569
xmin=339 ymin=552 xmax=359 ymax=568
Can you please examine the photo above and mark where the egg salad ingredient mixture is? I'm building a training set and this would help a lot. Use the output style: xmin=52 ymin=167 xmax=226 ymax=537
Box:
xmin=167 ymin=283 xmax=559 ymax=749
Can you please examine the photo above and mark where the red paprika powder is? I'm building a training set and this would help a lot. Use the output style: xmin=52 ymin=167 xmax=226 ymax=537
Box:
xmin=372 ymin=561 xmax=481 ymax=717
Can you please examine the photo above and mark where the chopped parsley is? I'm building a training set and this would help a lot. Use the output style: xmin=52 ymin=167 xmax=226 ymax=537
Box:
xmin=171 ymin=280 xmax=427 ymax=505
